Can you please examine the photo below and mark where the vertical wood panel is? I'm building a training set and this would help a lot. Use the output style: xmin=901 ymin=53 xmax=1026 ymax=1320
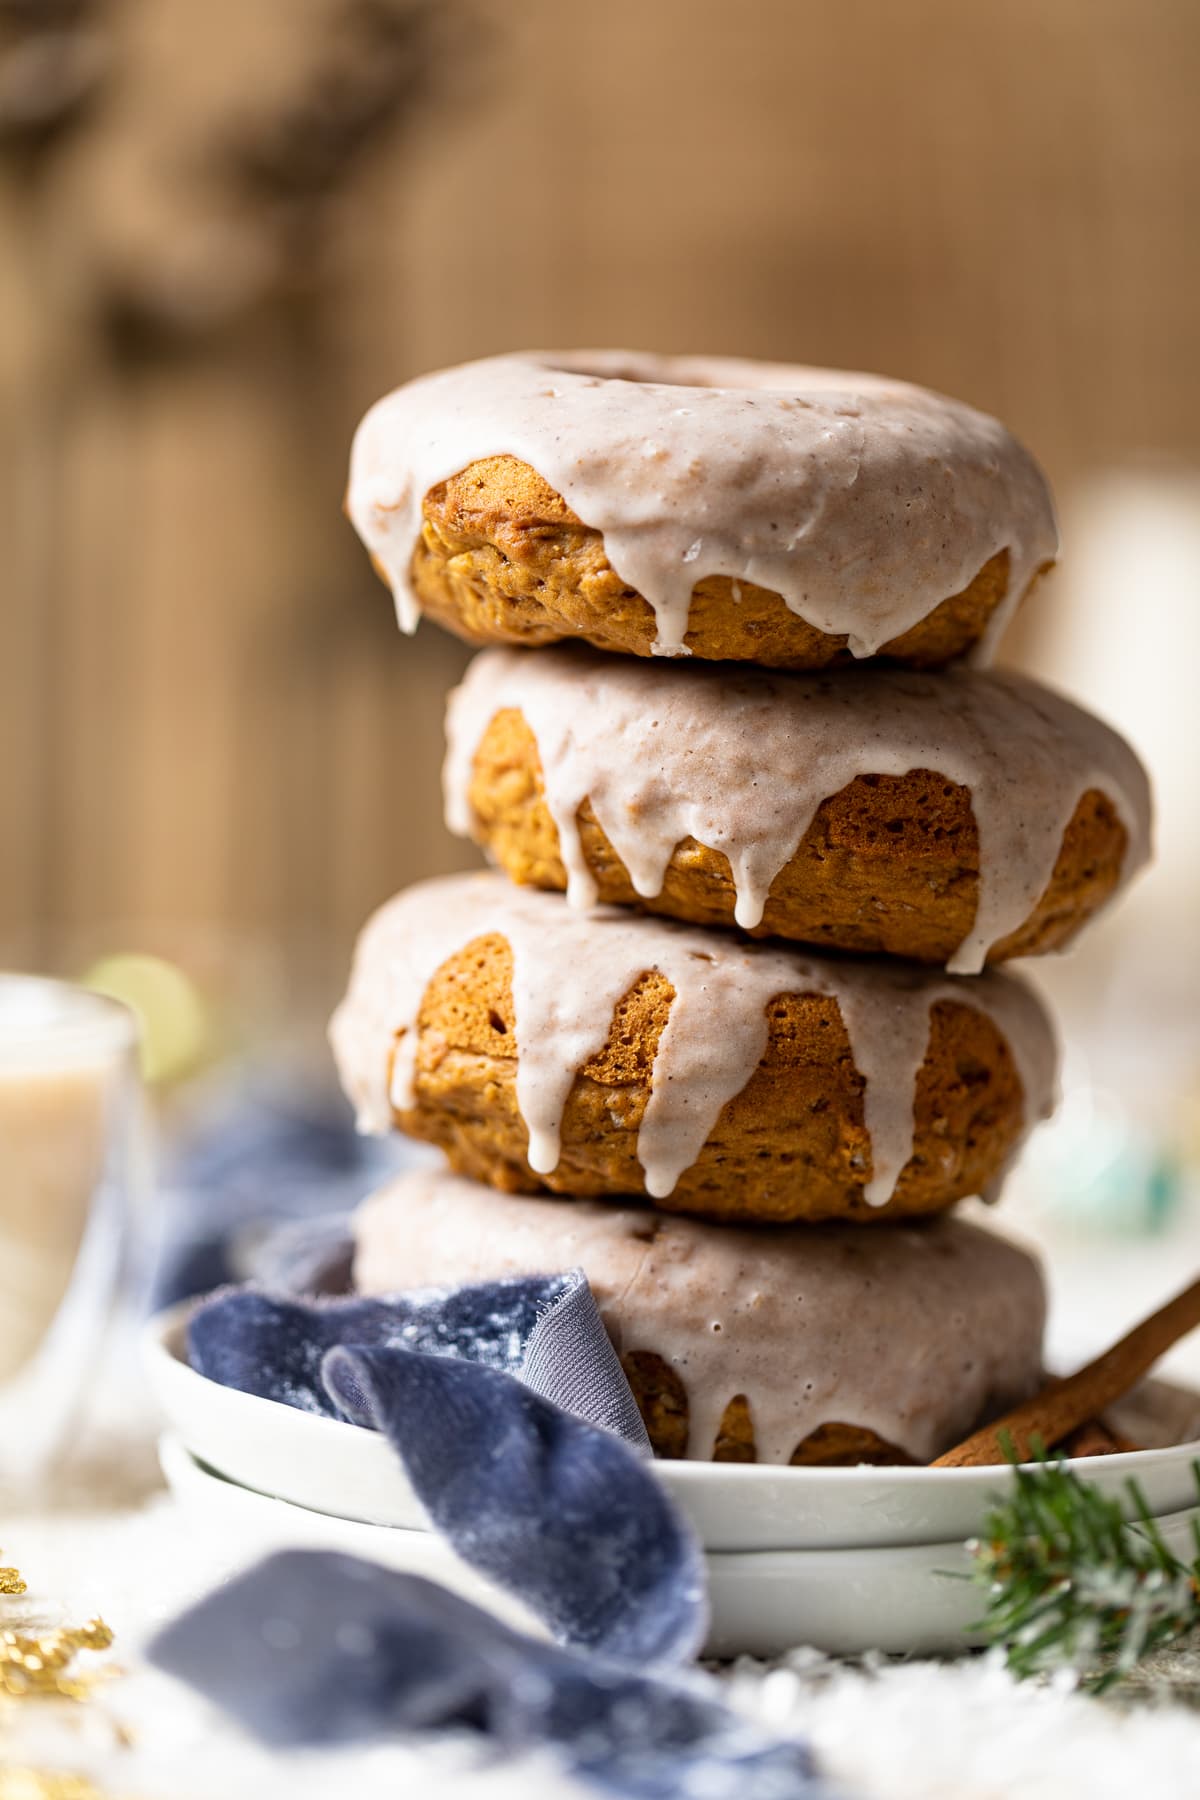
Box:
xmin=2 ymin=0 xmax=1198 ymax=986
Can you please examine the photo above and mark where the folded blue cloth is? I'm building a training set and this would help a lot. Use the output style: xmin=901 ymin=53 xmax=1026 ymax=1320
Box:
xmin=326 ymin=1342 xmax=700 ymax=1667
xmin=175 ymin=1276 xmax=831 ymax=1795
xmin=189 ymin=1278 xmax=687 ymax=1661
xmin=188 ymin=1273 xmax=651 ymax=1448
xmin=189 ymin=1280 xmax=552 ymax=1415
xmin=149 ymin=1551 xmax=830 ymax=1800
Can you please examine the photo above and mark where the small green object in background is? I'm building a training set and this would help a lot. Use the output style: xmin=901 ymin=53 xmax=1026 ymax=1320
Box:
xmin=970 ymin=1449 xmax=1200 ymax=1692
xmin=83 ymin=953 xmax=208 ymax=1085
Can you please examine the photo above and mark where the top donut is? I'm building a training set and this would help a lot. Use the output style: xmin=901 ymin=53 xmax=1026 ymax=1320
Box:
xmin=347 ymin=351 xmax=1059 ymax=668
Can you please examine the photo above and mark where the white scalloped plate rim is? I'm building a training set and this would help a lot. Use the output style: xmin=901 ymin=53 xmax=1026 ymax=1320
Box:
xmin=143 ymin=1301 xmax=1200 ymax=1555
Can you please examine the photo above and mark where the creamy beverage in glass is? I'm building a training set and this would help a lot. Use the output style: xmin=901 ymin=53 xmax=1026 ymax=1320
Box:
xmin=0 ymin=977 xmax=138 ymax=1395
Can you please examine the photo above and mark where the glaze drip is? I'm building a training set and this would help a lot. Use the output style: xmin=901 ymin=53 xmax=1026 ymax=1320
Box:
xmin=346 ymin=351 xmax=1059 ymax=661
xmin=443 ymin=648 xmax=1152 ymax=973
xmin=329 ymin=874 xmax=1057 ymax=1205
xmin=352 ymin=1171 xmax=1047 ymax=1465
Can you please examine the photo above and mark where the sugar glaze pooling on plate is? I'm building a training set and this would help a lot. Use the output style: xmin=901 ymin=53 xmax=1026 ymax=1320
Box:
xmin=443 ymin=649 xmax=1151 ymax=973
xmin=353 ymin=1171 xmax=1047 ymax=1465
xmin=346 ymin=350 xmax=1059 ymax=661
xmin=329 ymin=874 xmax=1057 ymax=1205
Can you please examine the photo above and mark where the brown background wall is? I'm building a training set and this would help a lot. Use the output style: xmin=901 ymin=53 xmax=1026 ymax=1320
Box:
xmin=2 ymin=0 xmax=1197 ymax=1015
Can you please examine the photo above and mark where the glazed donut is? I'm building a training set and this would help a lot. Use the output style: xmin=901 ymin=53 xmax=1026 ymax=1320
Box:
xmin=444 ymin=648 xmax=1151 ymax=973
xmin=347 ymin=351 xmax=1058 ymax=668
xmin=352 ymin=1171 xmax=1047 ymax=1465
xmin=329 ymin=874 xmax=1057 ymax=1224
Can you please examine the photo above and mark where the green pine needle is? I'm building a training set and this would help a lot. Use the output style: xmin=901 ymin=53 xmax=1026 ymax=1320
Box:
xmin=969 ymin=1444 xmax=1200 ymax=1691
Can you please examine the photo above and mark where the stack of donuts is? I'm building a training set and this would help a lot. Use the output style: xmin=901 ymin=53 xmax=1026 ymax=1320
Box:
xmin=331 ymin=352 xmax=1152 ymax=1468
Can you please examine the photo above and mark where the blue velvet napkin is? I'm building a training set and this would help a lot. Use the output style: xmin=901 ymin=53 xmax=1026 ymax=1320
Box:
xmin=325 ymin=1341 xmax=696 ymax=1666
xmin=188 ymin=1272 xmax=651 ymax=1448
xmin=149 ymin=1551 xmax=829 ymax=1798
xmin=187 ymin=1277 xmax=688 ymax=1661
xmin=172 ymin=1276 xmax=831 ymax=1794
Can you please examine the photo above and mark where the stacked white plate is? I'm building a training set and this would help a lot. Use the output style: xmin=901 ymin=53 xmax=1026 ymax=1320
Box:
xmin=144 ymin=1304 xmax=1200 ymax=1658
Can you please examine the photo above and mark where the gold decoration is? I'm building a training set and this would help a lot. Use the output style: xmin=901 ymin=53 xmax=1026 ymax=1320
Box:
xmin=1 ymin=1549 xmax=115 ymax=1705
xmin=0 ymin=1559 xmax=126 ymax=1797
xmin=0 ymin=1621 xmax=114 ymax=1702
xmin=0 ymin=1771 xmax=106 ymax=1800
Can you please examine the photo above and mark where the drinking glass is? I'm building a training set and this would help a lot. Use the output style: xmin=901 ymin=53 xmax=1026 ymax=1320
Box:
xmin=0 ymin=974 xmax=145 ymax=1484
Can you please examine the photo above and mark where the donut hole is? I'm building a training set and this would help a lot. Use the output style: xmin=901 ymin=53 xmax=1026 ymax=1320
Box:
xmin=545 ymin=358 xmax=717 ymax=391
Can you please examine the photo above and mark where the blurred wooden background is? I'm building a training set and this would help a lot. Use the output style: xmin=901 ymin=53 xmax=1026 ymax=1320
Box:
xmin=2 ymin=0 xmax=1198 ymax=1018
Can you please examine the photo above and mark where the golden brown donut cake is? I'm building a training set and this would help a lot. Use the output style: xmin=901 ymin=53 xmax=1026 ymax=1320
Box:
xmin=329 ymin=874 xmax=1057 ymax=1225
xmin=352 ymin=1170 xmax=1047 ymax=1464
xmin=347 ymin=352 xmax=1058 ymax=668
xmin=444 ymin=649 xmax=1152 ymax=972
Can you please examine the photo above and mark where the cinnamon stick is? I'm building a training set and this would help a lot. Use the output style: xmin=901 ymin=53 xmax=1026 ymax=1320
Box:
xmin=933 ymin=1274 xmax=1200 ymax=1468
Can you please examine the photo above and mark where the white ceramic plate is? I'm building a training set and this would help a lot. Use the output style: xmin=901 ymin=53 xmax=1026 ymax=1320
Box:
xmin=158 ymin=1435 xmax=1200 ymax=1658
xmin=143 ymin=1303 xmax=1200 ymax=1554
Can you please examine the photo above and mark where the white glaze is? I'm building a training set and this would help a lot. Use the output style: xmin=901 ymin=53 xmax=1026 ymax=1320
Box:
xmin=352 ymin=1171 xmax=1047 ymax=1464
xmin=443 ymin=649 xmax=1152 ymax=973
xmin=329 ymin=874 xmax=1057 ymax=1206
xmin=347 ymin=352 xmax=1059 ymax=661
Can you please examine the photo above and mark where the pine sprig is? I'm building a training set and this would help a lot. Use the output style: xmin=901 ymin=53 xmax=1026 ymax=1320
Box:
xmin=969 ymin=1447 xmax=1200 ymax=1691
